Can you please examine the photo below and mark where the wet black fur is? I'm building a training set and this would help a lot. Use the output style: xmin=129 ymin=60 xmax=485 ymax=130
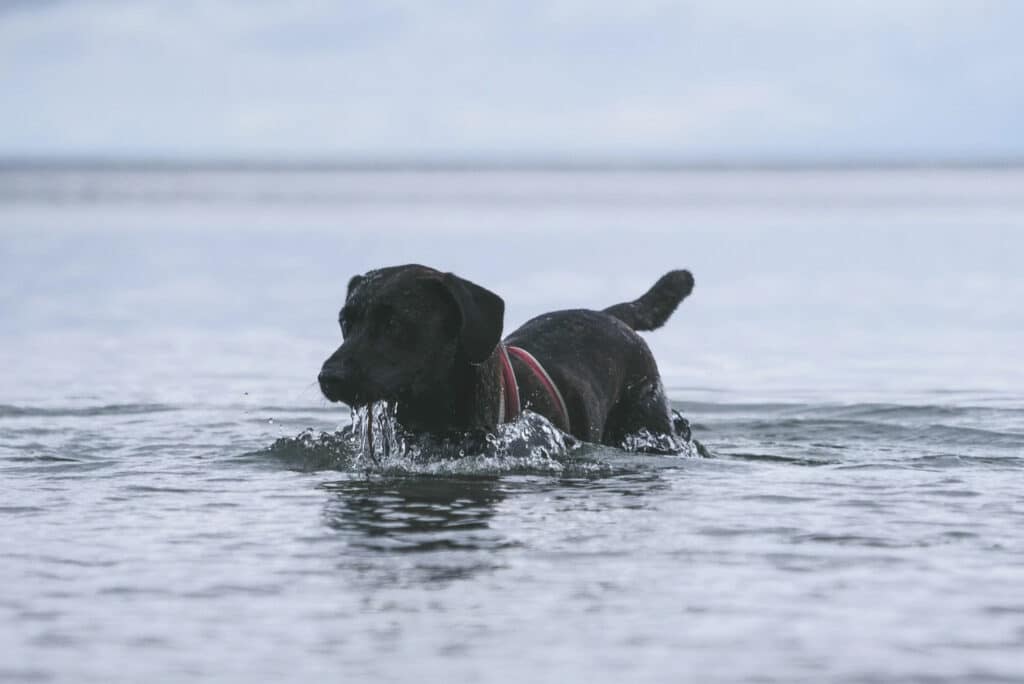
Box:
xmin=318 ymin=264 xmax=694 ymax=446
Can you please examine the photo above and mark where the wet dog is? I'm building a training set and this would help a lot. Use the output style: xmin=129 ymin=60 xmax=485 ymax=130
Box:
xmin=318 ymin=265 xmax=693 ymax=448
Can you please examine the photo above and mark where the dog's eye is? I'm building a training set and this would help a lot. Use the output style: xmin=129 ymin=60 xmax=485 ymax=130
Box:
xmin=375 ymin=309 xmax=412 ymax=339
xmin=372 ymin=306 xmax=398 ymax=333
xmin=385 ymin=316 xmax=417 ymax=347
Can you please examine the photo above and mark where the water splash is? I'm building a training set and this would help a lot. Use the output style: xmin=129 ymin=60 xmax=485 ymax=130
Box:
xmin=351 ymin=401 xmax=405 ymax=467
xmin=260 ymin=404 xmax=701 ymax=476
xmin=349 ymin=403 xmax=576 ymax=474
xmin=260 ymin=409 xmax=577 ymax=475
xmin=619 ymin=428 xmax=697 ymax=456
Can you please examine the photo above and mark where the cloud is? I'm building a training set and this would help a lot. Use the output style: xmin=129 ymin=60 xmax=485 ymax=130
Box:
xmin=1 ymin=0 xmax=1022 ymax=160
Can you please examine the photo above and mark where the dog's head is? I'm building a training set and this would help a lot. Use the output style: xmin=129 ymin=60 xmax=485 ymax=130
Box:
xmin=318 ymin=265 xmax=505 ymax=407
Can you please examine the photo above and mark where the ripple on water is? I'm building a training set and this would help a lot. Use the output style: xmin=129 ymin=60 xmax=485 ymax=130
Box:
xmin=0 ymin=403 xmax=179 ymax=418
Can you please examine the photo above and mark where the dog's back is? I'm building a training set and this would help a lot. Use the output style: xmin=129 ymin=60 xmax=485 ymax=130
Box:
xmin=503 ymin=270 xmax=694 ymax=444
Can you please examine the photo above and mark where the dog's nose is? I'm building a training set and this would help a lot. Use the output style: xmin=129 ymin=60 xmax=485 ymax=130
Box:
xmin=318 ymin=362 xmax=355 ymax=403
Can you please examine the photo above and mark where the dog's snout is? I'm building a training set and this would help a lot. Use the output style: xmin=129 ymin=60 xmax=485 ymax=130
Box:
xmin=318 ymin=359 xmax=356 ymax=403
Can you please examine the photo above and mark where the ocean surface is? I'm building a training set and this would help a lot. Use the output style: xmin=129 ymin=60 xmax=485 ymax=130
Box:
xmin=2 ymin=166 xmax=1023 ymax=683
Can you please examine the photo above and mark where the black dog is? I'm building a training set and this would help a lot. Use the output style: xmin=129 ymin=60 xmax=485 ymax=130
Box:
xmin=318 ymin=265 xmax=693 ymax=447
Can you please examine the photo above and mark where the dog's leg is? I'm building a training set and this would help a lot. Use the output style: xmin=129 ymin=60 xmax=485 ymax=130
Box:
xmin=602 ymin=379 xmax=679 ymax=451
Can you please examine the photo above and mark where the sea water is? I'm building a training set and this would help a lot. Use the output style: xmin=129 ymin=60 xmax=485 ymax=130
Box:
xmin=2 ymin=166 xmax=1023 ymax=682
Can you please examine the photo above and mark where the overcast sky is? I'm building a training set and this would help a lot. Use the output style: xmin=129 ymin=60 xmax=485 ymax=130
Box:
xmin=1 ymin=0 xmax=1021 ymax=162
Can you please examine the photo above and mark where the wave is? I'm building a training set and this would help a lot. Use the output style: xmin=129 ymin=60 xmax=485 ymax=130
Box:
xmin=677 ymin=400 xmax=1024 ymax=419
xmin=0 ymin=403 xmax=178 ymax=418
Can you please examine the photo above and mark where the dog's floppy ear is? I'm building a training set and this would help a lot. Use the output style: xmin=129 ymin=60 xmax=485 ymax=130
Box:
xmin=441 ymin=272 xmax=505 ymax=364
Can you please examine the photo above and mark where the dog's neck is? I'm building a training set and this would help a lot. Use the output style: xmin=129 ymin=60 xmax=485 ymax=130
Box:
xmin=394 ymin=348 xmax=503 ymax=435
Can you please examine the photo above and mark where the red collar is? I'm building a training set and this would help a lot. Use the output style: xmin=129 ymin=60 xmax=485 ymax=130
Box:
xmin=496 ymin=343 xmax=570 ymax=432
xmin=496 ymin=343 xmax=520 ymax=423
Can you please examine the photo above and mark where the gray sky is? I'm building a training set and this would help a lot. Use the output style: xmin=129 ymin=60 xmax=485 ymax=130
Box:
xmin=1 ymin=0 xmax=1021 ymax=161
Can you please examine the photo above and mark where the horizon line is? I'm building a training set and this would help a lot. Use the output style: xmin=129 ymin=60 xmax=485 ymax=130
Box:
xmin=2 ymin=155 xmax=1024 ymax=172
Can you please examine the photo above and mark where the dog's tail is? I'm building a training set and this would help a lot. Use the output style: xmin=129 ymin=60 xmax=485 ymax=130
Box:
xmin=603 ymin=270 xmax=694 ymax=332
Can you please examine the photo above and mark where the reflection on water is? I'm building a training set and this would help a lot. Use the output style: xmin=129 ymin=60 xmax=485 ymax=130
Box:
xmin=320 ymin=478 xmax=512 ymax=586
xmin=316 ymin=471 xmax=680 ymax=592
xmin=322 ymin=478 xmax=510 ymax=553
